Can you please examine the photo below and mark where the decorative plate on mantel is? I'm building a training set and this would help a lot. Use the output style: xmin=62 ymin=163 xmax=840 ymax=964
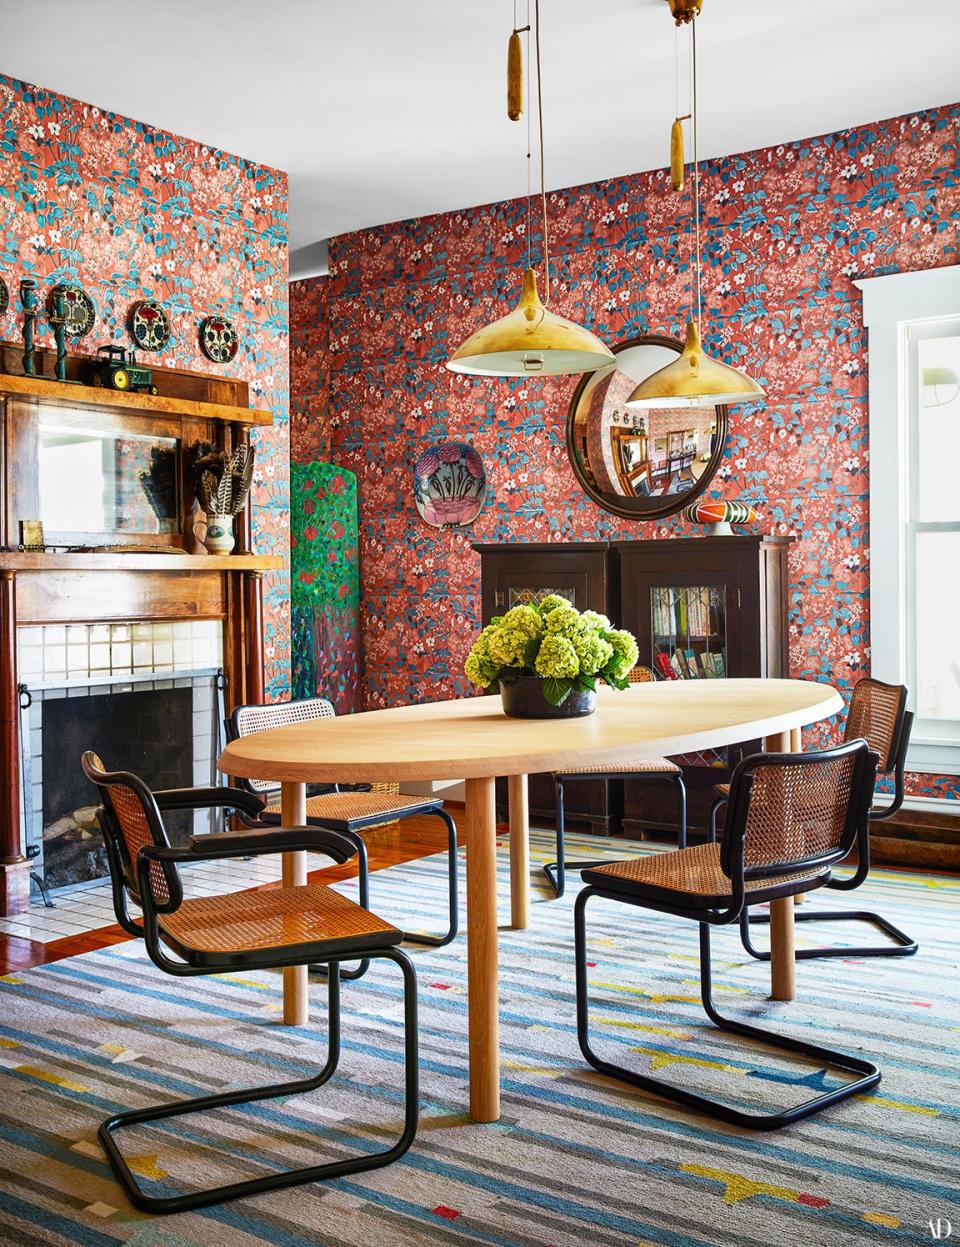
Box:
xmin=46 ymin=283 xmax=96 ymax=337
xmin=199 ymin=315 xmax=239 ymax=364
xmin=128 ymin=299 xmax=171 ymax=352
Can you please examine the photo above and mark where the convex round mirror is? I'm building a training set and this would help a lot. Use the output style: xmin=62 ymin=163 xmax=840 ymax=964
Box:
xmin=566 ymin=334 xmax=728 ymax=520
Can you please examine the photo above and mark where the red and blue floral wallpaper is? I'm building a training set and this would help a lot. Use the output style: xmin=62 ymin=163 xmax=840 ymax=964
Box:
xmin=291 ymin=102 xmax=959 ymax=800
xmin=0 ymin=73 xmax=291 ymax=697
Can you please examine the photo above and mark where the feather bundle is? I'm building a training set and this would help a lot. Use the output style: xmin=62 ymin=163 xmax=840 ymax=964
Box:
xmin=193 ymin=443 xmax=255 ymax=516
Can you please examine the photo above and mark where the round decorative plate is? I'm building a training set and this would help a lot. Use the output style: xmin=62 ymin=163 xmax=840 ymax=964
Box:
xmin=46 ymin=283 xmax=96 ymax=337
xmin=128 ymin=299 xmax=171 ymax=352
xmin=413 ymin=441 xmax=487 ymax=528
xmin=199 ymin=315 xmax=239 ymax=364
xmin=0 ymin=276 xmax=8 ymax=317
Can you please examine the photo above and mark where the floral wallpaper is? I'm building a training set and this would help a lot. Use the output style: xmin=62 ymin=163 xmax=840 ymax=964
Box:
xmin=0 ymin=73 xmax=291 ymax=697
xmin=290 ymin=273 xmax=329 ymax=463
xmin=291 ymin=102 xmax=959 ymax=800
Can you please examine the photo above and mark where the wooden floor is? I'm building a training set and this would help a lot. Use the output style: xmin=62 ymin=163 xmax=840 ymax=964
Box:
xmin=0 ymin=806 xmax=465 ymax=976
xmin=5 ymin=807 xmax=951 ymax=978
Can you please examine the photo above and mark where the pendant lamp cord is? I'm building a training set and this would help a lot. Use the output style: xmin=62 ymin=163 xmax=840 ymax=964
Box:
xmin=534 ymin=0 xmax=550 ymax=304
xmin=692 ymin=14 xmax=702 ymax=332
xmin=525 ymin=0 xmax=532 ymax=275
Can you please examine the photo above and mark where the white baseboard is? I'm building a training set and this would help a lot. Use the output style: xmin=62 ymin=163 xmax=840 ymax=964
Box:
xmin=885 ymin=794 xmax=960 ymax=817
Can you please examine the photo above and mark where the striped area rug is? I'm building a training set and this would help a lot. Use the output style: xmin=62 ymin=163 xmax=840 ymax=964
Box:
xmin=0 ymin=830 xmax=958 ymax=1247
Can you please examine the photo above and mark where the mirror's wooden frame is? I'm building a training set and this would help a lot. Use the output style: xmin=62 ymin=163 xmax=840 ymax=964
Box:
xmin=565 ymin=333 xmax=729 ymax=521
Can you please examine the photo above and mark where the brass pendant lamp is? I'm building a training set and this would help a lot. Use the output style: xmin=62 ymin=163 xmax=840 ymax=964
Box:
xmin=627 ymin=0 xmax=764 ymax=409
xmin=447 ymin=1 xmax=614 ymax=378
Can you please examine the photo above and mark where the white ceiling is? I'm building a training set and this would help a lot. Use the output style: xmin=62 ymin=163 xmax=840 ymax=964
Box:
xmin=5 ymin=0 xmax=958 ymax=277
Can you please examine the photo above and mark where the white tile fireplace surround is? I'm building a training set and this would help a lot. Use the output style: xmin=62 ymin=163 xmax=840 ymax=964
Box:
xmin=16 ymin=620 xmax=224 ymax=896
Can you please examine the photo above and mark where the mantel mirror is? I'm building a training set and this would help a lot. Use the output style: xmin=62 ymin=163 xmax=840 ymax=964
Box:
xmin=565 ymin=334 xmax=728 ymax=520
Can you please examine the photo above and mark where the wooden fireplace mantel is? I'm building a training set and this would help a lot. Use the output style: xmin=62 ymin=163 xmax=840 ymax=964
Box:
xmin=0 ymin=371 xmax=273 ymax=427
xmin=0 ymin=552 xmax=281 ymax=572
xmin=0 ymin=346 xmax=283 ymax=915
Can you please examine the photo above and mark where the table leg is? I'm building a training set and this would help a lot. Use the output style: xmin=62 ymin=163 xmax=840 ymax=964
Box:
xmin=281 ymin=780 xmax=308 ymax=1027
xmin=508 ymin=773 xmax=529 ymax=930
xmin=763 ymin=731 xmax=796 ymax=1002
xmin=465 ymin=775 xmax=499 ymax=1123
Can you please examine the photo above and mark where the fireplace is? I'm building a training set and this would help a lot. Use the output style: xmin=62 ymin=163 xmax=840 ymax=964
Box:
xmin=0 ymin=348 xmax=277 ymax=917
xmin=18 ymin=620 xmax=224 ymax=892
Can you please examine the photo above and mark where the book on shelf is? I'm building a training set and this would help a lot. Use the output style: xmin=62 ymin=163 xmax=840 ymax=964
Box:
xmin=669 ymin=651 xmax=686 ymax=679
xmin=655 ymin=652 xmax=677 ymax=680
xmin=651 ymin=586 xmax=720 ymax=643
xmin=700 ymin=651 xmax=727 ymax=678
xmin=684 ymin=647 xmax=701 ymax=677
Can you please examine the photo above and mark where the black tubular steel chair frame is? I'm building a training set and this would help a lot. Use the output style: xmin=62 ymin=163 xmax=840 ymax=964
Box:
xmin=227 ymin=699 xmax=459 ymax=965
xmin=574 ymin=741 xmax=882 ymax=1130
xmin=544 ymin=769 xmax=687 ymax=898
xmin=709 ymin=679 xmax=917 ymax=961
xmin=81 ymin=753 xmax=419 ymax=1215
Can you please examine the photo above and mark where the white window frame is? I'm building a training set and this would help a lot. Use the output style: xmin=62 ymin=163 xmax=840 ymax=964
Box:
xmin=856 ymin=265 xmax=960 ymax=776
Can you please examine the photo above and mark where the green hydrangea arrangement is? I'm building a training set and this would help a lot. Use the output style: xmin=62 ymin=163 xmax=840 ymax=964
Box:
xmin=464 ymin=595 xmax=639 ymax=706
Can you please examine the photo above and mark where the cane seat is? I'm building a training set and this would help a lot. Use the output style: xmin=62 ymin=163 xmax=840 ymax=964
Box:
xmin=558 ymin=757 xmax=681 ymax=776
xmin=159 ymin=883 xmax=402 ymax=968
xmin=263 ymin=791 xmax=443 ymax=828
xmin=583 ymin=842 xmax=829 ymax=908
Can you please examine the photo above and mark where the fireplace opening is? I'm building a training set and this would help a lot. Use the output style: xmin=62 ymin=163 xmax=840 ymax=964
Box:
xmin=18 ymin=620 xmax=225 ymax=896
xmin=41 ymin=687 xmax=194 ymax=890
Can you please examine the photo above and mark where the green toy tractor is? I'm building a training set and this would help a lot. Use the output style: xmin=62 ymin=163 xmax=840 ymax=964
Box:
xmin=92 ymin=345 xmax=159 ymax=395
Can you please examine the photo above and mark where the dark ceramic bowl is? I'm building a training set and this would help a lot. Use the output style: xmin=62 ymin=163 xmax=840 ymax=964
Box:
xmin=499 ymin=676 xmax=597 ymax=719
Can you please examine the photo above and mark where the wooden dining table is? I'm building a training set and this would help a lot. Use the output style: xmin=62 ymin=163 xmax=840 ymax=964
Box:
xmin=217 ymin=677 xmax=843 ymax=1124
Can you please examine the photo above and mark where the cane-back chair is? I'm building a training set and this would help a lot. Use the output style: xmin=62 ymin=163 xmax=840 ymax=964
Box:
xmin=708 ymin=677 xmax=916 ymax=959
xmin=81 ymin=752 xmax=418 ymax=1215
xmin=575 ymin=740 xmax=882 ymax=1129
xmin=227 ymin=698 xmax=459 ymax=964
xmin=544 ymin=666 xmax=687 ymax=898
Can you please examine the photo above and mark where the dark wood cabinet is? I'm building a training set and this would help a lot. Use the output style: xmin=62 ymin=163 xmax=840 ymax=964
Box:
xmin=475 ymin=542 xmax=615 ymax=621
xmin=615 ymin=536 xmax=792 ymax=838
xmin=474 ymin=536 xmax=793 ymax=839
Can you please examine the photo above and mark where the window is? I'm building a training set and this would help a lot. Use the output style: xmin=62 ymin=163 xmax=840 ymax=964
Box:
xmin=911 ymin=325 xmax=960 ymax=730
xmin=858 ymin=267 xmax=960 ymax=777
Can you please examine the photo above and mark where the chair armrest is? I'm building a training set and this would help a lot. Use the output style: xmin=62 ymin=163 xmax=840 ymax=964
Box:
xmin=143 ymin=824 xmax=359 ymax=867
xmin=152 ymin=785 xmax=266 ymax=820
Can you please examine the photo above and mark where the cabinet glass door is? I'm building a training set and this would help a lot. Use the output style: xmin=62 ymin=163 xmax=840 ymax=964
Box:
xmin=650 ymin=584 xmax=727 ymax=680
xmin=506 ymin=586 xmax=576 ymax=609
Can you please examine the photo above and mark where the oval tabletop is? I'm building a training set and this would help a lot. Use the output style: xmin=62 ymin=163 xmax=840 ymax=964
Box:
xmin=218 ymin=678 xmax=843 ymax=785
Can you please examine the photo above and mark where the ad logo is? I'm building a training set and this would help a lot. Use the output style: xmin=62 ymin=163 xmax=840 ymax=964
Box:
xmin=929 ymin=1220 xmax=953 ymax=1240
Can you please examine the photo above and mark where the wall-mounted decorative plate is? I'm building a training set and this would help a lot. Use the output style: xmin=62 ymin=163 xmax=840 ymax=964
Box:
xmin=0 ymin=276 xmax=8 ymax=316
xmin=128 ymin=299 xmax=171 ymax=352
xmin=199 ymin=315 xmax=239 ymax=364
xmin=413 ymin=441 xmax=487 ymax=528
xmin=46 ymin=283 xmax=96 ymax=337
